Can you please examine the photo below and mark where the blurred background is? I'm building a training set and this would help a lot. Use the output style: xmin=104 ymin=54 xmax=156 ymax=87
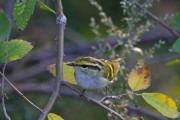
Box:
xmin=0 ymin=0 xmax=180 ymax=120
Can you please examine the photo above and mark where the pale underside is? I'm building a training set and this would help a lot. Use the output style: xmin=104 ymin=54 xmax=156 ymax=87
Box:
xmin=74 ymin=67 xmax=110 ymax=90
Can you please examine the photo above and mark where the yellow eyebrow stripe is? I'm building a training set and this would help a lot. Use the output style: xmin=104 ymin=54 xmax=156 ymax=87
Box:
xmin=74 ymin=57 xmax=104 ymax=69
xmin=71 ymin=56 xmax=121 ymax=81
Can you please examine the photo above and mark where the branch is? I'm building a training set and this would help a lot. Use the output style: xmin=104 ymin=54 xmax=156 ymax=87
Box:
xmin=99 ymin=93 xmax=127 ymax=102
xmin=2 ymin=81 xmax=168 ymax=120
xmin=134 ymin=0 xmax=179 ymax=38
xmin=1 ymin=63 xmax=11 ymax=120
xmin=38 ymin=0 xmax=66 ymax=119
xmin=0 ymin=72 xmax=43 ymax=112
xmin=62 ymin=81 xmax=125 ymax=120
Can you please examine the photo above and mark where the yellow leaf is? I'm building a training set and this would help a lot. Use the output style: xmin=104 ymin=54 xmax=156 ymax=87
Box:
xmin=48 ymin=113 xmax=64 ymax=120
xmin=142 ymin=93 xmax=179 ymax=118
xmin=128 ymin=65 xmax=151 ymax=91
xmin=130 ymin=117 xmax=138 ymax=120
xmin=47 ymin=63 xmax=77 ymax=85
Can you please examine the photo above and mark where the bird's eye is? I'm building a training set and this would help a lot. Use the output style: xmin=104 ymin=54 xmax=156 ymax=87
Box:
xmin=81 ymin=65 xmax=87 ymax=68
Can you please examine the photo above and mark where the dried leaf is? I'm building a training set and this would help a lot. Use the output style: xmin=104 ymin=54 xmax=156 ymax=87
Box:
xmin=128 ymin=65 xmax=151 ymax=91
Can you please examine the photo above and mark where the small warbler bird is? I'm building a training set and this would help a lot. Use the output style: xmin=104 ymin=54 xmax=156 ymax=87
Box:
xmin=66 ymin=56 xmax=121 ymax=90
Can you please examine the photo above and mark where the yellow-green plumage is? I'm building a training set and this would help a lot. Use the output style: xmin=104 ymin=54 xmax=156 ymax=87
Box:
xmin=66 ymin=56 xmax=121 ymax=90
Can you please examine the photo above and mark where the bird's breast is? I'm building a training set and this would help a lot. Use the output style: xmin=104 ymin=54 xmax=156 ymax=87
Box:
xmin=74 ymin=71 xmax=109 ymax=90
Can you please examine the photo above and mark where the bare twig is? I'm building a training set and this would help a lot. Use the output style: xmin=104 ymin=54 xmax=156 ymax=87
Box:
xmin=99 ymin=93 xmax=127 ymax=102
xmin=1 ymin=63 xmax=11 ymax=120
xmin=134 ymin=0 xmax=179 ymax=38
xmin=1 ymin=37 xmax=11 ymax=120
xmin=62 ymin=81 xmax=125 ymax=120
xmin=0 ymin=72 xmax=43 ymax=112
xmin=38 ymin=0 xmax=65 ymax=119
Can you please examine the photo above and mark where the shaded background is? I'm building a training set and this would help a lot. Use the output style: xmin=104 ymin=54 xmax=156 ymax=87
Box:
xmin=0 ymin=0 xmax=180 ymax=120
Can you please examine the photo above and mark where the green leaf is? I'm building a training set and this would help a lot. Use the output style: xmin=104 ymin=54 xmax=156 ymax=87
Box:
xmin=171 ymin=12 xmax=180 ymax=29
xmin=166 ymin=59 xmax=180 ymax=66
xmin=13 ymin=0 xmax=36 ymax=30
xmin=0 ymin=9 xmax=11 ymax=42
xmin=130 ymin=117 xmax=138 ymax=120
xmin=172 ymin=38 xmax=180 ymax=53
xmin=48 ymin=113 xmax=64 ymax=120
xmin=0 ymin=39 xmax=33 ymax=63
xmin=37 ymin=0 xmax=55 ymax=14
xmin=142 ymin=93 xmax=179 ymax=118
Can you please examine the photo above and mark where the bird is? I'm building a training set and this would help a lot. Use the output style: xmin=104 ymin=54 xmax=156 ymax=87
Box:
xmin=66 ymin=56 xmax=121 ymax=91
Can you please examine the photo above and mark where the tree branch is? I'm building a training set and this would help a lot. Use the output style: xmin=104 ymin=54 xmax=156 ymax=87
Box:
xmin=38 ymin=0 xmax=65 ymax=119
xmin=62 ymin=81 xmax=125 ymax=120
xmin=1 ymin=81 xmax=168 ymax=120
xmin=134 ymin=0 xmax=179 ymax=38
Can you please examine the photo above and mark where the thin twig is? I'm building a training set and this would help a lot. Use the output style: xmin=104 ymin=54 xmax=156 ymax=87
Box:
xmin=1 ymin=36 xmax=11 ymax=120
xmin=134 ymin=0 xmax=179 ymax=38
xmin=1 ymin=63 xmax=11 ymax=120
xmin=38 ymin=0 xmax=65 ymax=119
xmin=62 ymin=81 xmax=125 ymax=120
xmin=0 ymin=72 xmax=43 ymax=112
xmin=100 ymin=93 xmax=127 ymax=102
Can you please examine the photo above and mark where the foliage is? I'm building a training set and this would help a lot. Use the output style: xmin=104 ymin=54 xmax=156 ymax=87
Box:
xmin=0 ymin=9 xmax=11 ymax=42
xmin=37 ymin=0 xmax=55 ymax=14
xmin=142 ymin=93 xmax=179 ymax=118
xmin=89 ymin=0 xmax=180 ymax=119
xmin=0 ymin=39 xmax=33 ymax=63
xmin=171 ymin=12 xmax=180 ymax=29
xmin=13 ymin=0 xmax=36 ymax=30
xmin=48 ymin=113 xmax=64 ymax=120
xmin=172 ymin=38 xmax=180 ymax=53
xmin=171 ymin=12 xmax=180 ymax=53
